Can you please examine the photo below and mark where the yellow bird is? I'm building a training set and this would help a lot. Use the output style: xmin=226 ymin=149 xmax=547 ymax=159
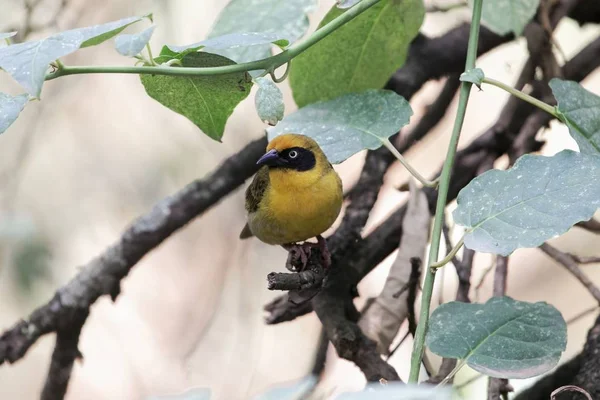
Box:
xmin=240 ymin=134 xmax=343 ymax=269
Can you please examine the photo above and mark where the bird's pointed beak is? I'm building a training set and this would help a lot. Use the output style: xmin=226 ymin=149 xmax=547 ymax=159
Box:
xmin=257 ymin=149 xmax=282 ymax=166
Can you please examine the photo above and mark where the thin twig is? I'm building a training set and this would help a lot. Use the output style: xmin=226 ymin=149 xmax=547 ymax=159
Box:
xmin=567 ymin=306 xmax=600 ymax=325
xmin=540 ymin=243 xmax=600 ymax=304
xmin=577 ymin=218 xmax=600 ymax=233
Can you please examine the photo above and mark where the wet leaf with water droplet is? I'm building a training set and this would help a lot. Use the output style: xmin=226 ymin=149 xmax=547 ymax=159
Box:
xmin=454 ymin=150 xmax=600 ymax=255
xmin=115 ymin=25 xmax=156 ymax=57
xmin=474 ymin=0 xmax=540 ymax=36
xmin=337 ymin=0 xmax=361 ymax=9
xmin=289 ymin=0 xmax=424 ymax=107
xmin=427 ymin=296 xmax=567 ymax=379
xmin=157 ymin=32 xmax=289 ymax=65
xmin=267 ymin=89 xmax=412 ymax=164
xmin=0 ymin=32 xmax=17 ymax=40
xmin=0 ymin=16 xmax=146 ymax=97
xmin=146 ymin=388 xmax=211 ymax=400
xmin=550 ymin=79 xmax=600 ymax=155
xmin=337 ymin=383 xmax=451 ymax=399
xmin=254 ymin=77 xmax=284 ymax=125
xmin=205 ymin=0 xmax=316 ymax=70
xmin=253 ymin=376 xmax=317 ymax=400
xmin=141 ymin=52 xmax=252 ymax=141
xmin=0 ymin=92 xmax=28 ymax=134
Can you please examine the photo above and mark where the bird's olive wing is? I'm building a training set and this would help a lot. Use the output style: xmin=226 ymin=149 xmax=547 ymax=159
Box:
xmin=245 ymin=167 xmax=269 ymax=213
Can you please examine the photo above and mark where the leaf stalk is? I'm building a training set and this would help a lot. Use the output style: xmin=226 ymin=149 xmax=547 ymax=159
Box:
xmin=382 ymin=139 xmax=438 ymax=187
xmin=482 ymin=77 xmax=559 ymax=117
xmin=431 ymin=235 xmax=465 ymax=269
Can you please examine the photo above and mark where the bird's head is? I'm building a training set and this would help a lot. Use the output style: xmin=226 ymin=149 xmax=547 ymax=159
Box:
xmin=257 ymin=134 xmax=332 ymax=188
xmin=257 ymin=134 xmax=326 ymax=171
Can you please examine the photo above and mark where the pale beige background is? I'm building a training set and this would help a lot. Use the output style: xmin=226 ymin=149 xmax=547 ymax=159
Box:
xmin=0 ymin=1 xmax=599 ymax=399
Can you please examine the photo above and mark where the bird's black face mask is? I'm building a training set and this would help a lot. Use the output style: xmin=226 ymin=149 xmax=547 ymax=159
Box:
xmin=256 ymin=147 xmax=316 ymax=171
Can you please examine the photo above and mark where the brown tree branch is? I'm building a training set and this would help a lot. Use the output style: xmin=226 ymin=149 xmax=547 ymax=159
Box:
xmin=41 ymin=309 xmax=88 ymax=400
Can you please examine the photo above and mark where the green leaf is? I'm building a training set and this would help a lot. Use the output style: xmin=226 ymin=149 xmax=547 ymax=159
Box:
xmin=167 ymin=32 xmax=289 ymax=54
xmin=338 ymin=383 xmax=451 ymax=400
xmin=475 ymin=0 xmax=540 ymax=36
xmin=0 ymin=213 xmax=36 ymax=239
xmin=460 ymin=68 xmax=485 ymax=88
xmin=115 ymin=25 xmax=156 ymax=57
xmin=427 ymin=296 xmax=567 ymax=379
xmin=337 ymin=0 xmax=361 ymax=9
xmin=158 ymin=32 xmax=290 ymax=65
xmin=206 ymin=0 xmax=316 ymax=65
xmin=255 ymin=77 xmax=284 ymax=125
xmin=0 ymin=16 xmax=145 ymax=97
xmin=0 ymin=32 xmax=17 ymax=40
xmin=140 ymin=52 xmax=253 ymax=141
xmin=253 ymin=376 xmax=316 ymax=400
xmin=550 ymin=79 xmax=600 ymax=155
xmin=146 ymin=388 xmax=211 ymax=400
xmin=289 ymin=0 xmax=424 ymax=107
xmin=13 ymin=238 xmax=51 ymax=294
xmin=267 ymin=89 xmax=412 ymax=164
xmin=453 ymin=150 xmax=600 ymax=255
xmin=0 ymin=92 xmax=29 ymax=134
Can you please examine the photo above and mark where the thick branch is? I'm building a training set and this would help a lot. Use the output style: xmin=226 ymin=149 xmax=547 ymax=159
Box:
xmin=41 ymin=309 xmax=88 ymax=400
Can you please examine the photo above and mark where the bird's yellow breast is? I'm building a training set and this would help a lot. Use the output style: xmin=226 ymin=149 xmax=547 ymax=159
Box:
xmin=248 ymin=168 xmax=343 ymax=245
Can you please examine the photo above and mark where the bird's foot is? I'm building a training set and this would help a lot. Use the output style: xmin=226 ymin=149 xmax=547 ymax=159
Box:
xmin=282 ymin=243 xmax=310 ymax=272
xmin=283 ymin=237 xmax=331 ymax=271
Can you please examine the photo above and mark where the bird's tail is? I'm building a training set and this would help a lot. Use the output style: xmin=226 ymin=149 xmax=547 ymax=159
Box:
xmin=239 ymin=223 xmax=253 ymax=239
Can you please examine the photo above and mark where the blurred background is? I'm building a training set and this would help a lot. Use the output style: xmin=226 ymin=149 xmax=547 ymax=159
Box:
xmin=0 ymin=0 xmax=599 ymax=399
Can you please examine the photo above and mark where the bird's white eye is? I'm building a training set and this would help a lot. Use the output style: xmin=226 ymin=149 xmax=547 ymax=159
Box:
xmin=289 ymin=150 xmax=298 ymax=159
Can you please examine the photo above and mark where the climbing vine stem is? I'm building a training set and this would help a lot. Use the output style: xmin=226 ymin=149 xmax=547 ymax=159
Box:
xmin=408 ymin=0 xmax=484 ymax=383
xmin=44 ymin=0 xmax=384 ymax=82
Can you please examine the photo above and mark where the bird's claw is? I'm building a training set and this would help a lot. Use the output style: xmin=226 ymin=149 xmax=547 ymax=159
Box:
xmin=283 ymin=236 xmax=331 ymax=271
xmin=284 ymin=244 xmax=310 ymax=271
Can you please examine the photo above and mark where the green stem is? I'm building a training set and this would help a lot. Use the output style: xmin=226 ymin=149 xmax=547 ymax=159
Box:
xmin=430 ymin=235 xmax=465 ymax=268
xmin=45 ymin=0 xmax=383 ymax=82
xmin=382 ymin=139 xmax=439 ymax=187
xmin=482 ymin=77 xmax=559 ymax=117
xmin=146 ymin=43 xmax=157 ymax=66
xmin=408 ymin=0 xmax=484 ymax=383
